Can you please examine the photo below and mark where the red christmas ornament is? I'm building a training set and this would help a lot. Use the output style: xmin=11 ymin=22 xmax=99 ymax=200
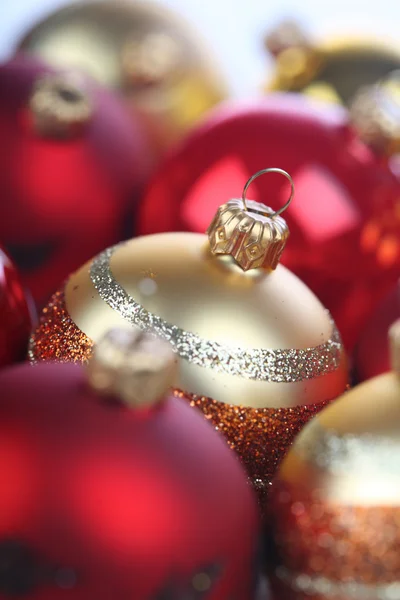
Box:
xmin=0 ymin=244 xmax=34 ymax=367
xmin=353 ymin=279 xmax=400 ymax=381
xmin=139 ymin=94 xmax=400 ymax=349
xmin=0 ymin=55 xmax=150 ymax=306
xmin=0 ymin=329 xmax=259 ymax=599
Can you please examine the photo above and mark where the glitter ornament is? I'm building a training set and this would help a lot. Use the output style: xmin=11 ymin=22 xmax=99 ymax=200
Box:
xmin=269 ymin=319 xmax=400 ymax=600
xmin=0 ymin=55 xmax=149 ymax=306
xmin=0 ymin=328 xmax=259 ymax=599
xmin=0 ymin=245 xmax=34 ymax=367
xmin=264 ymin=20 xmax=400 ymax=107
xmin=17 ymin=0 xmax=227 ymax=157
xmin=353 ymin=280 xmax=400 ymax=382
xmin=30 ymin=169 xmax=348 ymax=502
xmin=139 ymin=90 xmax=400 ymax=349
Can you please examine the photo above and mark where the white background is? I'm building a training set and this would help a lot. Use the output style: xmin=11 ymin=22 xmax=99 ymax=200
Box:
xmin=1 ymin=0 xmax=399 ymax=97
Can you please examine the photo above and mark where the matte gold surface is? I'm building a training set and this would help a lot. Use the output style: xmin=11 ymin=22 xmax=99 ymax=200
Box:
xmin=62 ymin=233 xmax=347 ymax=408
xmin=18 ymin=0 xmax=227 ymax=151
xmin=278 ymin=372 xmax=400 ymax=506
xmin=271 ymin=370 xmax=400 ymax=593
xmin=266 ymin=35 xmax=400 ymax=108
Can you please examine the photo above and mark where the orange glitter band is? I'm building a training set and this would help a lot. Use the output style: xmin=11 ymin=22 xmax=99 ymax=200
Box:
xmin=270 ymin=480 xmax=400 ymax=595
xmin=30 ymin=288 xmax=332 ymax=502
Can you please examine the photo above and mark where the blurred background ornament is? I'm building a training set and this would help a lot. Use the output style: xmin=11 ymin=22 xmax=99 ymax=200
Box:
xmin=269 ymin=319 xmax=400 ymax=600
xmin=29 ymin=169 xmax=348 ymax=503
xmin=353 ymin=279 xmax=400 ymax=382
xmin=139 ymin=86 xmax=400 ymax=349
xmin=0 ymin=328 xmax=259 ymax=599
xmin=0 ymin=55 xmax=149 ymax=306
xmin=264 ymin=19 xmax=400 ymax=107
xmin=16 ymin=0 xmax=228 ymax=157
xmin=0 ymin=244 xmax=34 ymax=368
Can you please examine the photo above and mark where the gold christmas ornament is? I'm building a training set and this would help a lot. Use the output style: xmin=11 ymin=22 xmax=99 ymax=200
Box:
xmin=264 ymin=20 xmax=400 ymax=107
xmin=29 ymin=168 xmax=348 ymax=502
xmin=270 ymin=319 xmax=400 ymax=600
xmin=17 ymin=0 xmax=227 ymax=155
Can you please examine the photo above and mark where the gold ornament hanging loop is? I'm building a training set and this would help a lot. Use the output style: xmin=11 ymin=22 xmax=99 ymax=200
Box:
xmin=242 ymin=167 xmax=295 ymax=218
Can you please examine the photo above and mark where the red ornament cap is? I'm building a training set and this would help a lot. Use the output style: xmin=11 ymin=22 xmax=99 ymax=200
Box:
xmin=29 ymin=72 xmax=93 ymax=139
xmin=349 ymin=72 xmax=400 ymax=155
xmin=207 ymin=167 xmax=293 ymax=271
xmin=86 ymin=328 xmax=178 ymax=408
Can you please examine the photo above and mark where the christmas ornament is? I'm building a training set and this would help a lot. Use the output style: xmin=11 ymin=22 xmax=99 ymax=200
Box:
xmin=264 ymin=20 xmax=400 ymax=107
xmin=0 ymin=328 xmax=259 ymax=599
xmin=269 ymin=319 xmax=400 ymax=600
xmin=0 ymin=245 xmax=34 ymax=367
xmin=139 ymin=90 xmax=400 ymax=349
xmin=353 ymin=279 xmax=400 ymax=382
xmin=17 ymin=0 xmax=227 ymax=156
xmin=30 ymin=168 xmax=348 ymax=502
xmin=0 ymin=55 xmax=149 ymax=306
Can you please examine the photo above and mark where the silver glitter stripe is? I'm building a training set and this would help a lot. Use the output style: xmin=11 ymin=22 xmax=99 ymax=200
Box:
xmin=294 ymin=422 xmax=400 ymax=476
xmin=89 ymin=244 xmax=342 ymax=383
xmin=276 ymin=566 xmax=400 ymax=600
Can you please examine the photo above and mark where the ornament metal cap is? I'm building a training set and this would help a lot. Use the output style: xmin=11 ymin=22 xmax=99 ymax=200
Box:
xmin=29 ymin=73 xmax=93 ymax=139
xmin=389 ymin=319 xmax=400 ymax=375
xmin=207 ymin=168 xmax=293 ymax=271
xmin=86 ymin=328 xmax=178 ymax=408
xmin=349 ymin=71 xmax=400 ymax=155
xmin=265 ymin=20 xmax=322 ymax=89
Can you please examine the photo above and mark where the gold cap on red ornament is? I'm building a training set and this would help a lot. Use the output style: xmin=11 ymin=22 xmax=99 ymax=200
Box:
xmin=349 ymin=71 xmax=400 ymax=155
xmin=29 ymin=72 xmax=93 ymax=139
xmin=86 ymin=327 xmax=178 ymax=408
xmin=207 ymin=167 xmax=293 ymax=271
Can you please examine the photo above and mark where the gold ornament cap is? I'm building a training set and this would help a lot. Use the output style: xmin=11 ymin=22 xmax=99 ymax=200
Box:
xmin=29 ymin=72 xmax=93 ymax=139
xmin=86 ymin=327 xmax=178 ymax=408
xmin=264 ymin=20 xmax=322 ymax=89
xmin=207 ymin=168 xmax=293 ymax=271
xmin=349 ymin=71 xmax=400 ymax=155
xmin=389 ymin=318 xmax=400 ymax=375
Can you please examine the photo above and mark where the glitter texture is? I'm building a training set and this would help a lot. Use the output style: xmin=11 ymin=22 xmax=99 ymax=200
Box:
xmin=270 ymin=481 xmax=400 ymax=599
xmin=28 ymin=289 xmax=93 ymax=364
xmin=90 ymin=244 xmax=342 ymax=383
xmin=174 ymin=389 xmax=332 ymax=503
xmin=30 ymin=287 xmax=336 ymax=502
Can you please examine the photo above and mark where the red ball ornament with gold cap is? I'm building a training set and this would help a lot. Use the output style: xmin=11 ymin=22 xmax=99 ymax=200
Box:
xmin=0 ymin=328 xmax=259 ymax=599
xmin=269 ymin=319 xmax=400 ymax=600
xmin=29 ymin=168 xmax=348 ymax=502
xmin=0 ymin=55 xmax=149 ymax=306
xmin=138 ymin=79 xmax=400 ymax=349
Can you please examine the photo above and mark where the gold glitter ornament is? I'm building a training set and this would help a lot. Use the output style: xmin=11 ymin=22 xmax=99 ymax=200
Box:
xmin=264 ymin=20 xmax=400 ymax=108
xmin=29 ymin=168 xmax=348 ymax=502
xmin=17 ymin=0 xmax=227 ymax=157
xmin=269 ymin=319 xmax=400 ymax=600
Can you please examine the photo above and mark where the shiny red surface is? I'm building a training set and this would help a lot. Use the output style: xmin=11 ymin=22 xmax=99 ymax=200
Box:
xmin=139 ymin=96 xmax=400 ymax=349
xmin=0 ymin=246 xmax=33 ymax=367
xmin=0 ymin=55 xmax=150 ymax=306
xmin=353 ymin=280 xmax=400 ymax=381
xmin=0 ymin=362 xmax=258 ymax=599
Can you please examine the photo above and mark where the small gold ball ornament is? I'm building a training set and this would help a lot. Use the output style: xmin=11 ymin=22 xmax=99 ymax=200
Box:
xmin=29 ymin=168 xmax=348 ymax=502
xmin=270 ymin=320 xmax=400 ymax=599
xmin=264 ymin=20 xmax=400 ymax=107
xmin=17 ymin=0 xmax=227 ymax=155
